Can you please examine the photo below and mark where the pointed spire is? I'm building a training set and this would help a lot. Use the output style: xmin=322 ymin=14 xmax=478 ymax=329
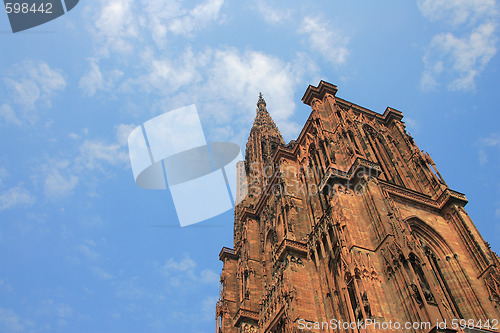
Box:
xmin=257 ymin=92 xmax=266 ymax=109
xmin=251 ymin=93 xmax=284 ymax=144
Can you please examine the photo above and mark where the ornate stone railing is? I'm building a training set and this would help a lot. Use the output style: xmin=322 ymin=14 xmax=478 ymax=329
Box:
xmin=219 ymin=247 xmax=238 ymax=261
xmin=233 ymin=308 xmax=259 ymax=327
xmin=319 ymin=157 xmax=381 ymax=192
xmin=275 ymin=238 xmax=308 ymax=262
xmin=381 ymin=181 xmax=468 ymax=210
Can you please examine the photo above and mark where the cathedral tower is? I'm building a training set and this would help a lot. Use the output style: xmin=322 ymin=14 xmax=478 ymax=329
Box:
xmin=216 ymin=81 xmax=500 ymax=333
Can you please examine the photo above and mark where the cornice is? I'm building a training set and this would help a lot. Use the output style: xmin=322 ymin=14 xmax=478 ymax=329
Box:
xmin=318 ymin=156 xmax=382 ymax=192
xmin=219 ymin=247 xmax=238 ymax=261
xmin=233 ymin=308 xmax=259 ymax=327
xmin=301 ymin=80 xmax=338 ymax=106
xmin=301 ymin=80 xmax=404 ymax=125
xmin=275 ymin=238 xmax=308 ymax=262
xmin=380 ymin=181 xmax=468 ymax=211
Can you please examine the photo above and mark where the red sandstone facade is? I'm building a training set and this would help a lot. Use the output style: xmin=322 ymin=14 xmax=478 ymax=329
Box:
xmin=215 ymin=81 xmax=500 ymax=333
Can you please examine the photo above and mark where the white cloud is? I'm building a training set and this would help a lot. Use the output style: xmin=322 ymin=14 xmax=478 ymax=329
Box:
xmin=252 ymin=0 xmax=292 ymax=25
xmin=88 ymin=0 xmax=225 ymax=56
xmin=161 ymin=253 xmax=219 ymax=288
xmin=92 ymin=266 xmax=114 ymax=280
xmin=120 ymin=47 xmax=309 ymax=143
xmin=0 ymin=308 xmax=29 ymax=332
xmin=167 ymin=0 xmax=224 ymax=36
xmin=38 ymin=123 xmax=133 ymax=200
xmin=201 ymin=295 xmax=218 ymax=322
xmin=114 ymin=277 xmax=146 ymax=299
xmin=35 ymin=299 xmax=73 ymax=329
xmin=0 ymin=279 xmax=13 ymax=293
xmin=481 ymin=133 xmax=500 ymax=146
xmin=115 ymin=123 xmax=136 ymax=146
xmin=423 ymin=23 xmax=497 ymax=91
xmin=4 ymin=61 xmax=65 ymax=110
xmin=79 ymin=59 xmax=124 ymax=96
xmin=201 ymin=48 xmax=306 ymax=141
xmin=1 ymin=61 xmax=65 ymax=127
xmin=76 ymin=123 xmax=133 ymax=171
xmin=91 ymin=0 xmax=138 ymax=56
xmin=162 ymin=254 xmax=197 ymax=286
xmin=84 ymin=0 xmax=321 ymax=145
xmin=419 ymin=0 xmax=498 ymax=91
xmin=41 ymin=159 xmax=79 ymax=199
xmin=298 ymin=15 xmax=349 ymax=66
xmin=75 ymin=239 xmax=99 ymax=260
xmin=0 ymin=104 xmax=22 ymax=126
xmin=0 ymin=184 xmax=36 ymax=211
xmin=478 ymin=132 xmax=500 ymax=165
xmin=479 ymin=149 xmax=488 ymax=164
xmin=134 ymin=47 xmax=204 ymax=94
xmin=78 ymin=140 xmax=128 ymax=171
xmin=404 ymin=117 xmax=420 ymax=134
xmin=200 ymin=269 xmax=219 ymax=284
xmin=0 ymin=167 xmax=8 ymax=187
xmin=417 ymin=0 xmax=497 ymax=26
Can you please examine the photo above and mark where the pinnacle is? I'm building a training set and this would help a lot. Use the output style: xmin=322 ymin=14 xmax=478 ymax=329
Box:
xmin=257 ymin=92 xmax=266 ymax=108
xmin=251 ymin=93 xmax=284 ymax=144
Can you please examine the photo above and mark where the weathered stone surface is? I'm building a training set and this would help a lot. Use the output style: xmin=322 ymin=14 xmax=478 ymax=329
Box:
xmin=216 ymin=81 xmax=500 ymax=333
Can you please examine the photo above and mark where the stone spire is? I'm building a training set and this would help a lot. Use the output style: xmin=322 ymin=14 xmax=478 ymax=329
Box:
xmin=251 ymin=93 xmax=284 ymax=144
xmin=257 ymin=92 xmax=266 ymax=108
xmin=240 ymin=93 xmax=286 ymax=210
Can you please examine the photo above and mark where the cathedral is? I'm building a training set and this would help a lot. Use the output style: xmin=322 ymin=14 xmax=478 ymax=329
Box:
xmin=215 ymin=81 xmax=500 ymax=333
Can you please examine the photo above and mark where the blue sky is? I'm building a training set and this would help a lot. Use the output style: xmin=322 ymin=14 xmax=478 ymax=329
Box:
xmin=0 ymin=0 xmax=499 ymax=332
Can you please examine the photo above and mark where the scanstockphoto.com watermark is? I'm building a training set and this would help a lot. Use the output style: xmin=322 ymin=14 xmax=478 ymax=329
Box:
xmin=127 ymin=103 xmax=377 ymax=227
xmin=297 ymin=318 xmax=499 ymax=331
xmin=245 ymin=161 xmax=374 ymax=199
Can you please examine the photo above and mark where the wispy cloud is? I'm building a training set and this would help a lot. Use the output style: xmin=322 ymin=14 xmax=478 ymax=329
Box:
xmin=114 ymin=277 xmax=147 ymax=299
xmin=1 ymin=61 xmax=65 ymax=126
xmin=200 ymin=48 xmax=306 ymax=140
xmin=0 ymin=279 xmax=13 ymax=293
xmin=41 ymin=159 xmax=79 ymax=199
xmin=0 ymin=167 xmax=8 ymax=187
xmin=85 ymin=45 xmax=311 ymax=143
xmin=404 ymin=117 xmax=420 ymax=134
xmin=75 ymin=239 xmax=99 ymax=260
xmin=477 ymin=132 xmax=500 ymax=165
xmin=78 ymin=140 xmax=129 ymax=171
xmin=90 ymin=0 xmax=138 ymax=56
xmin=37 ymin=123 xmax=134 ymax=199
xmin=92 ymin=266 xmax=114 ymax=280
xmin=82 ymin=0 xmax=325 ymax=144
xmin=252 ymin=0 xmax=292 ymax=25
xmin=0 ymin=184 xmax=36 ymax=211
xmin=418 ymin=0 xmax=497 ymax=26
xmin=201 ymin=295 xmax=219 ymax=322
xmin=88 ymin=0 xmax=225 ymax=56
xmin=133 ymin=47 xmax=205 ymax=94
xmin=298 ymin=15 xmax=349 ymax=66
xmin=418 ymin=0 xmax=498 ymax=91
xmin=165 ymin=0 xmax=225 ymax=37
xmin=0 ymin=104 xmax=22 ymax=127
xmin=0 ymin=308 xmax=33 ymax=332
xmin=79 ymin=59 xmax=124 ymax=97
xmin=35 ymin=300 xmax=73 ymax=329
xmin=161 ymin=253 xmax=219 ymax=288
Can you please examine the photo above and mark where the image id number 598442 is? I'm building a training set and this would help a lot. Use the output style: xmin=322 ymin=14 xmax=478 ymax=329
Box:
xmin=5 ymin=2 xmax=53 ymax=14
xmin=450 ymin=318 xmax=498 ymax=330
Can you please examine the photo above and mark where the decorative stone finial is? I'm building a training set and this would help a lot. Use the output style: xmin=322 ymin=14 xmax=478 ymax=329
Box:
xmin=257 ymin=92 xmax=266 ymax=108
